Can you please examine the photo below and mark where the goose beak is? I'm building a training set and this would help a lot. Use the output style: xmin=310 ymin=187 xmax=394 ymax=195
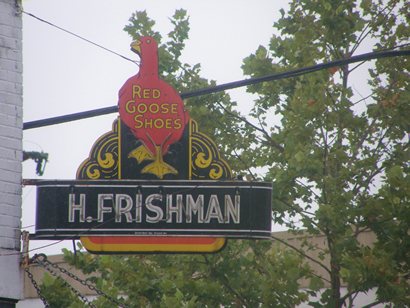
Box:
xmin=130 ymin=40 xmax=141 ymax=55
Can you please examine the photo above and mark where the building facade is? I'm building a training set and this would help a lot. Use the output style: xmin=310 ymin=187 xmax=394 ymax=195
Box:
xmin=0 ymin=0 xmax=24 ymax=305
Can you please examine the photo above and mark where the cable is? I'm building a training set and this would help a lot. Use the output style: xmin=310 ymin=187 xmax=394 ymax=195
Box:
xmin=0 ymin=239 xmax=65 ymax=257
xmin=24 ymin=105 xmax=118 ymax=130
xmin=23 ymin=48 xmax=410 ymax=130
xmin=22 ymin=10 xmax=139 ymax=65
xmin=0 ymin=212 xmax=119 ymax=257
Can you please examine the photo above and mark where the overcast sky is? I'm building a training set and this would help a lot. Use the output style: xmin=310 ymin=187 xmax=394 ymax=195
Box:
xmin=22 ymin=0 xmax=286 ymax=255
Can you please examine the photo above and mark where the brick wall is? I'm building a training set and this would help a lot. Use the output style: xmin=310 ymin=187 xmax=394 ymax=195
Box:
xmin=0 ymin=0 xmax=23 ymax=301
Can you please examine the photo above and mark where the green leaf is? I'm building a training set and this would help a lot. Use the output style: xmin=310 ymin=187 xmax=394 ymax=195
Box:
xmin=46 ymin=2 xmax=410 ymax=307
xmin=309 ymin=276 xmax=324 ymax=290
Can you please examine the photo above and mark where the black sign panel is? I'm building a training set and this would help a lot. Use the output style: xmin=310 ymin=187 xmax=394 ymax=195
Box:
xmin=34 ymin=180 xmax=272 ymax=239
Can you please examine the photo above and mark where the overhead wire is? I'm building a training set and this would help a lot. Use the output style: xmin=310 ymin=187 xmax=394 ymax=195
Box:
xmin=23 ymin=48 xmax=410 ymax=130
xmin=0 ymin=239 xmax=65 ymax=257
xmin=0 ymin=209 xmax=122 ymax=257
xmin=21 ymin=8 xmax=409 ymax=129
xmin=15 ymin=6 xmax=409 ymax=258
xmin=22 ymin=10 xmax=139 ymax=65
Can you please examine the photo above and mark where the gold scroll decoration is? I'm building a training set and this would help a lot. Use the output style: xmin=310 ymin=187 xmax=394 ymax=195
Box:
xmin=189 ymin=120 xmax=232 ymax=180
xmin=77 ymin=120 xmax=119 ymax=180
xmin=77 ymin=118 xmax=232 ymax=181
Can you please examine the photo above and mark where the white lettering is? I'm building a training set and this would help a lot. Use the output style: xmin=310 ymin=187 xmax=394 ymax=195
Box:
xmin=146 ymin=194 xmax=163 ymax=223
xmin=224 ymin=195 xmax=240 ymax=224
xmin=135 ymin=193 xmax=142 ymax=223
xmin=166 ymin=194 xmax=183 ymax=223
xmin=68 ymin=194 xmax=85 ymax=223
xmin=66 ymin=192 xmax=241 ymax=225
xmin=205 ymin=195 xmax=224 ymax=223
xmin=115 ymin=194 xmax=133 ymax=223
xmin=186 ymin=194 xmax=204 ymax=223
xmin=98 ymin=194 xmax=113 ymax=222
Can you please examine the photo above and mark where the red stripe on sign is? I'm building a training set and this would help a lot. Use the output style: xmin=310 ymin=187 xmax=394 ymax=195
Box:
xmin=85 ymin=236 xmax=220 ymax=245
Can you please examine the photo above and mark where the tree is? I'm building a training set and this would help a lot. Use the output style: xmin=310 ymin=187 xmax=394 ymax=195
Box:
xmin=238 ymin=0 xmax=409 ymax=306
xmin=56 ymin=241 xmax=310 ymax=307
xmin=39 ymin=9 xmax=312 ymax=308
xmin=40 ymin=2 xmax=410 ymax=307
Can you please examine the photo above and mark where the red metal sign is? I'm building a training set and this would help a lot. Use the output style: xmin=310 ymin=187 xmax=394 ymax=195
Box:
xmin=118 ymin=37 xmax=189 ymax=179
xmin=31 ymin=37 xmax=273 ymax=253
xmin=79 ymin=37 xmax=232 ymax=253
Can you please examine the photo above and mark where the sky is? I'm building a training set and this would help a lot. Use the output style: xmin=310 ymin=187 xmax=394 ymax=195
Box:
xmin=21 ymin=0 xmax=287 ymax=255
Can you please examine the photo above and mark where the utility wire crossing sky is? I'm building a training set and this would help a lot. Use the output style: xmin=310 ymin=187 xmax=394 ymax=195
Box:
xmin=23 ymin=48 xmax=410 ymax=130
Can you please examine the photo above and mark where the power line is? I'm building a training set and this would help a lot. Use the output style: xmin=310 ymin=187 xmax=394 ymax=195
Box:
xmin=22 ymin=10 xmax=139 ymax=65
xmin=0 ymin=239 xmax=65 ymax=257
xmin=23 ymin=49 xmax=410 ymax=130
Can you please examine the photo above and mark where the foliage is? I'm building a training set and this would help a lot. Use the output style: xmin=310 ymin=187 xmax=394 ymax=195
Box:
xmin=39 ymin=273 xmax=83 ymax=307
xmin=39 ymin=1 xmax=410 ymax=307
xmin=39 ymin=9 xmax=310 ymax=308
xmin=51 ymin=241 xmax=310 ymax=307
xmin=239 ymin=0 xmax=410 ymax=306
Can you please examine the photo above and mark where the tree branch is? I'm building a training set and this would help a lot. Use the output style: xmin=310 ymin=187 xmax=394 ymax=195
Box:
xmin=350 ymin=3 xmax=396 ymax=55
xmin=348 ymin=60 xmax=367 ymax=74
xmin=277 ymin=198 xmax=317 ymax=222
xmin=203 ymin=255 xmax=250 ymax=307
xmin=215 ymin=101 xmax=285 ymax=153
xmin=270 ymin=235 xmax=331 ymax=276
xmin=295 ymin=178 xmax=323 ymax=203
xmin=352 ymin=126 xmax=392 ymax=194
xmin=350 ymin=117 xmax=378 ymax=162
xmin=344 ymin=290 xmax=360 ymax=308
xmin=232 ymin=149 xmax=258 ymax=181
xmin=351 ymin=91 xmax=373 ymax=106
xmin=319 ymin=125 xmax=329 ymax=204
xmin=361 ymin=300 xmax=384 ymax=308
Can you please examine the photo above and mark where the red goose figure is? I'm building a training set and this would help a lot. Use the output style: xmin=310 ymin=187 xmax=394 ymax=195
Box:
xmin=118 ymin=36 xmax=189 ymax=179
